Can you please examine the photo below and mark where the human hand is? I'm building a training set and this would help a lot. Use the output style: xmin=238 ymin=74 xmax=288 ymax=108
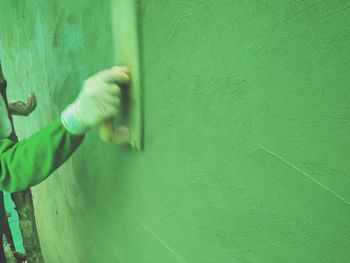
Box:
xmin=61 ymin=66 xmax=129 ymax=135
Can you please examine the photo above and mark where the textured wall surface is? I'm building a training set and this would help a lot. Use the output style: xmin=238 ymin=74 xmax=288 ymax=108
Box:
xmin=1 ymin=1 xmax=350 ymax=262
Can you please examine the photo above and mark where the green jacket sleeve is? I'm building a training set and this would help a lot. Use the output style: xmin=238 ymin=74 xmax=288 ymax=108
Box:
xmin=0 ymin=117 xmax=84 ymax=192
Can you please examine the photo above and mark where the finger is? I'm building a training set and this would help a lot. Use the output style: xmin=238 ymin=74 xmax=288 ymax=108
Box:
xmin=103 ymin=83 xmax=121 ymax=96
xmin=111 ymin=66 xmax=129 ymax=74
xmin=101 ymin=104 xmax=119 ymax=118
xmin=100 ymin=94 xmax=120 ymax=107
xmin=95 ymin=67 xmax=130 ymax=84
xmin=96 ymin=100 xmax=118 ymax=113
xmin=98 ymin=93 xmax=121 ymax=107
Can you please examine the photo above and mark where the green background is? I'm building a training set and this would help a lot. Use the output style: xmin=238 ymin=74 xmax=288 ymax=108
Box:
xmin=1 ymin=0 xmax=350 ymax=262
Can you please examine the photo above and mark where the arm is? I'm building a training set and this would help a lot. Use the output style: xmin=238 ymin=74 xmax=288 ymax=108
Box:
xmin=0 ymin=66 xmax=129 ymax=193
xmin=0 ymin=118 xmax=83 ymax=192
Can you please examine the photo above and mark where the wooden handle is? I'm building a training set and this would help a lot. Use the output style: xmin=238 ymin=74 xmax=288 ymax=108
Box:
xmin=99 ymin=119 xmax=130 ymax=145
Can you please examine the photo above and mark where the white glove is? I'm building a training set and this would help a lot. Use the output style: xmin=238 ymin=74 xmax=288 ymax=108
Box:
xmin=61 ymin=66 xmax=129 ymax=135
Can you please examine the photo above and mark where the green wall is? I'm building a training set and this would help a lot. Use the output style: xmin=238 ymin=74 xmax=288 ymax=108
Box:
xmin=1 ymin=1 xmax=350 ymax=262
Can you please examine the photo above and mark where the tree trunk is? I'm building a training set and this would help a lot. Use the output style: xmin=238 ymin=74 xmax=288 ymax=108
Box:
xmin=12 ymin=190 xmax=44 ymax=263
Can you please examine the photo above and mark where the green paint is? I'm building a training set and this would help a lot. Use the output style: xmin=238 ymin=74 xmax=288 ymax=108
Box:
xmin=1 ymin=1 xmax=350 ymax=262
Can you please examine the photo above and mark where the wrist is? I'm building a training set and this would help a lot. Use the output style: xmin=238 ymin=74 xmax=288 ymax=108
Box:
xmin=61 ymin=103 xmax=88 ymax=135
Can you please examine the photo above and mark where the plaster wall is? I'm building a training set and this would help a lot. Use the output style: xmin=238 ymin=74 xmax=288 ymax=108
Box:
xmin=1 ymin=1 xmax=350 ymax=262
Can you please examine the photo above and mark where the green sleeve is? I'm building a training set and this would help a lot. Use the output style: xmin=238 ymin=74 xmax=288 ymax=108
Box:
xmin=0 ymin=117 xmax=84 ymax=192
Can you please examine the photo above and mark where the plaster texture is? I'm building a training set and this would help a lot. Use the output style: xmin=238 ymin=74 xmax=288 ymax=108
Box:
xmin=1 ymin=1 xmax=350 ymax=262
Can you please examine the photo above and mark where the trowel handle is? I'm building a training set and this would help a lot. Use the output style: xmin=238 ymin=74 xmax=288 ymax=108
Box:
xmin=99 ymin=119 xmax=130 ymax=145
xmin=99 ymin=75 xmax=130 ymax=145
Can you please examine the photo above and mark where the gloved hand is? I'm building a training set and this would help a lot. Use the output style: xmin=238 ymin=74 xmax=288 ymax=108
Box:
xmin=61 ymin=66 xmax=129 ymax=135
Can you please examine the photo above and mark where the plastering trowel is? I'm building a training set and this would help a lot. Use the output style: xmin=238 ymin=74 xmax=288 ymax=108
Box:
xmin=99 ymin=0 xmax=143 ymax=151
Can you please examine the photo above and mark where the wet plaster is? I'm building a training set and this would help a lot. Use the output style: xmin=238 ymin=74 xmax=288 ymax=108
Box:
xmin=0 ymin=0 xmax=350 ymax=262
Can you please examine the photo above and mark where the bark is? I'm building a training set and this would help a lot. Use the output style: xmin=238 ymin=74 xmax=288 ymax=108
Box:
xmin=11 ymin=191 xmax=44 ymax=263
